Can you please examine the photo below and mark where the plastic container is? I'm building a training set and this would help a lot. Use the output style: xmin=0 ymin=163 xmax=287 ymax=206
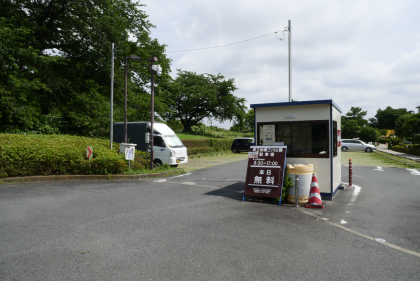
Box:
xmin=287 ymin=164 xmax=314 ymax=204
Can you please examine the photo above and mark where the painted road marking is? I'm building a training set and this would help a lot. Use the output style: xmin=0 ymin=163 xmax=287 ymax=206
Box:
xmin=300 ymin=208 xmax=420 ymax=258
xmin=169 ymin=173 xmax=191 ymax=179
xmin=406 ymin=169 xmax=420 ymax=175
xmin=350 ymin=184 xmax=361 ymax=203
xmin=373 ymin=166 xmax=384 ymax=171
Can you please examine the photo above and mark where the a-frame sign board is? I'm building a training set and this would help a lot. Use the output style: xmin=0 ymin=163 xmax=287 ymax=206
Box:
xmin=243 ymin=146 xmax=287 ymax=205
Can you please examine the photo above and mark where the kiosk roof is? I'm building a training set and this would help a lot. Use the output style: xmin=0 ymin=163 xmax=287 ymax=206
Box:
xmin=250 ymin=99 xmax=342 ymax=113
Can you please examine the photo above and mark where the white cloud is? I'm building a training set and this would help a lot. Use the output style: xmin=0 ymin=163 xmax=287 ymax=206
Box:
xmin=142 ymin=0 xmax=420 ymax=128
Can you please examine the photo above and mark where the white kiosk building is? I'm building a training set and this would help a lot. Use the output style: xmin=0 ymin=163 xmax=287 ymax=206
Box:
xmin=251 ymin=99 xmax=342 ymax=200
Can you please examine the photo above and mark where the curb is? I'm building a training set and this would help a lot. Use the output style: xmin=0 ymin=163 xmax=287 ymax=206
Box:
xmin=374 ymin=151 xmax=418 ymax=167
xmin=376 ymin=144 xmax=420 ymax=162
xmin=0 ymin=169 xmax=184 ymax=184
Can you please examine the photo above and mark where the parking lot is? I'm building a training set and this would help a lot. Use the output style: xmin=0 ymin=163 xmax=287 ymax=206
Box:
xmin=1 ymin=153 xmax=420 ymax=280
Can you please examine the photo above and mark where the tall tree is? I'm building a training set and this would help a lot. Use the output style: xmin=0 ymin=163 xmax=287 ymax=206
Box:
xmin=0 ymin=0 xmax=171 ymax=135
xmin=395 ymin=113 xmax=412 ymax=137
xmin=161 ymin=70 xmax=246 ymax=132
xmin=375 ymin=106 xmax=408 ymax=130
xmin=342 ymin=106 xmax=368 ymax=127
xmin=400 ymin=113 xmax=420 ymax=139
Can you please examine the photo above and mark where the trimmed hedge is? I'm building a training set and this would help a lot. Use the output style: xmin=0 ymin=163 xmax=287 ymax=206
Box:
xmin=0 ymin=134 xmax=133 ymax=178
xmin=389 ymin=145 xmax=420 ymax=157
xmin=184 ymin=138 xmax=235 ymax=155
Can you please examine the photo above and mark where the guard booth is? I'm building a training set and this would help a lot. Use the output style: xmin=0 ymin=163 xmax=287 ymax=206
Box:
xmin=250 ymin=99 xmax=342 ymax=200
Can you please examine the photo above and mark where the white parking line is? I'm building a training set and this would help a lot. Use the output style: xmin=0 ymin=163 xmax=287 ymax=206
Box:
xmin=350 ymin=185 xmax=361 ymax=203
xmin=373 ymin=166 xmax=384 ymax=171
xmin=300 ymin=208 xmax=420 ymax=258
xmin=406 ymin=169 xmax=420 ymax=175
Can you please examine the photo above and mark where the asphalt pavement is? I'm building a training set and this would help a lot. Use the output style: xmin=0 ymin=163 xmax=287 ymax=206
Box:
xmin=1 ymin=160 xmax=420 ymax=280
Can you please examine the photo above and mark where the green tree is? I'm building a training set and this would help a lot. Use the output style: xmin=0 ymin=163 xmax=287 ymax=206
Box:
xmin=244 ymin=109 xmax=255 ymax=132
xmin=377 ymin=128 xmax=388 ymax=136
xmin=368 ymin=118 xmax=378 ymax=128
xmin=342 ymin=106 xmax=368 ymax=127
xmin=375 ymin=106 xmax=408 ymax=130
xmin=0 ymin=18 xmax=62 ymax=132
xmin=161 ymin=70 xmax=246 ymax=132
xmin=0 ymin=0 xmax=171 ymax=136
xmin=341 ymin=119 xmax=360 ymax=139
xmin=230 ymin=108 xmax=254 ymax=132
xmin=359 ymin=126 xmax=378 ymax=143
xmin=395 ymin=113 xmax=413 ymax=137
xmin=401 ymin=113 xmax=420 ymax=139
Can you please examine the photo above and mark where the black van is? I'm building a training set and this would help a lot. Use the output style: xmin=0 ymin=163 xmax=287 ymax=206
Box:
xmin=231 ymin=138 xmax=255 ymax=153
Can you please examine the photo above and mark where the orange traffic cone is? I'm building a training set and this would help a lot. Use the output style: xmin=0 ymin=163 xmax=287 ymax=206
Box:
xmin=305 ymin=173 xmax=324 ymax=209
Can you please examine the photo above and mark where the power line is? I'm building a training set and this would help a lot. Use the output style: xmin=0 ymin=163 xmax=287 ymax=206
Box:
xmin=165 ymin=31 xmax=279 ymax=53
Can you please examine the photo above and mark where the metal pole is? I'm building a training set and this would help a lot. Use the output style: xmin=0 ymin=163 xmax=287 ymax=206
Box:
xmin=288 ymin=20 xmax=292 ymax=102
xmin=110 ymin=43 xmax=114 ymax=149
xmin=149 ymin=57 xmax=157 ymax=170
xmin=124 ymin=56 xmax=128 ymax=143
xmin=295 ymin=174 xmax=299 ymax=207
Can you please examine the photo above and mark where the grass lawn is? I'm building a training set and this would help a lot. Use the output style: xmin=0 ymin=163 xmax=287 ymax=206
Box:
xmin=180 ymin=152 xmax=248 ymax=172
xmin=341 ymin=151 xmax=420 ymax=168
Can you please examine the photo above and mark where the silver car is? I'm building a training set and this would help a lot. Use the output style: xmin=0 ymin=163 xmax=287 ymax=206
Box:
xmin=341 ymin=139 xmax=376 ymax=153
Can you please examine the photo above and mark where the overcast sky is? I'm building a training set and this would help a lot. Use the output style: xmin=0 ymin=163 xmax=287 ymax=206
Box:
xmin=141 ymin=0 xmax=420 ymax=129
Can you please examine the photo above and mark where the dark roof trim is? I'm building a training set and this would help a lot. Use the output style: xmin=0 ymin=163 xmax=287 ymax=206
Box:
xmin=250 ymin=99 xmax=342 ymax=113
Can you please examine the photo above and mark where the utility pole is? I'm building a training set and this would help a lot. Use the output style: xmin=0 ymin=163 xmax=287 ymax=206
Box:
xmin=110 ymin=43 xmax=114 ymax=149
xmin=124 ymin=56 xmax=128 ymax=143
xmin=149 ymin=57 xmax=158 ymax=170
xmin=288 ymin=20 xmax=292 ymax=102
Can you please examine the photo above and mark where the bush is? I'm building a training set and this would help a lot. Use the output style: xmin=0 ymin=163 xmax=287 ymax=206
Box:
xmin=187 ymin=147 xmax=214 ymax=154
xmin=0 ymin=134 xmax=130 ymax=178
xmin=273 ymin=169 xmax=293 ymax=203
xmin=359 ymin=126 xmax=378 ymax=143
xmin=182 ymin=138 xmax=235 ymax=154
xmin=389 ymin=145 xmax=420 ymax=157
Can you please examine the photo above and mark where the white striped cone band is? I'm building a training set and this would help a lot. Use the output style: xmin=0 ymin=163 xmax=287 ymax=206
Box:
xmin=308 ymin=191 xmax=323 ymax=205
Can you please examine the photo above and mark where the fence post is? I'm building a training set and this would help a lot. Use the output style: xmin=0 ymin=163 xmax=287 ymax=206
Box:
xmin=295 ymin=175 xmax=300 ymax=207
xmin=349 ymin=159 xmax=353 ymax=188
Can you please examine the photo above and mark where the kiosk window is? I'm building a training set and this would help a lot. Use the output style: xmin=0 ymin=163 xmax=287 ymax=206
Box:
xmin=258 ymin=121 xmax=329 ymax=158
xmin=333 ymin=121 xmax=337 ymax=157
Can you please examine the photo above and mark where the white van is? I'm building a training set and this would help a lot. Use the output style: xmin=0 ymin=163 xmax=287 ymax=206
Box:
xmin=113 ymin=122 xmax=188 ymax=167
xmin=151 ymin=123 xmax=188 ymax=167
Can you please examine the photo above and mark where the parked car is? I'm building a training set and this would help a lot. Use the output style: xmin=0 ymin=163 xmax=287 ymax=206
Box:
xmin=231 ymin=138 xmax=255 ymax=153
xmin=341 ymin=139 xmax=376 ymax=152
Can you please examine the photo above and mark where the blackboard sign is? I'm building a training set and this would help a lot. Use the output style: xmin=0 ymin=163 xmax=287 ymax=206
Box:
xmin=244 ymin=146 xmax=287 ymax=200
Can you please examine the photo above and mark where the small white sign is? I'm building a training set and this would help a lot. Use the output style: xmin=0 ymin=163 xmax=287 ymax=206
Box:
xmin=248 ymin=152 xmax=258 ymax=159
xmin=286 ymin=114 xmax=296 ymax=119
xmin=263 ymin=125 xmax=275 ymax=145
xmin=125 ymin=147 xmax=135 ymax=160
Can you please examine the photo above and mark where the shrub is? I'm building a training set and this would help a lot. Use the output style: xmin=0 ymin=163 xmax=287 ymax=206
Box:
xmin=389 ymin=145 xmax=420 ymax=157
xmin=182 ymin=138 xmax=236 ymax=154
xmin=359 ymin=126 xmax=378 ymax=143
xmin=0 ymin=134 xmax=129 ymax=178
